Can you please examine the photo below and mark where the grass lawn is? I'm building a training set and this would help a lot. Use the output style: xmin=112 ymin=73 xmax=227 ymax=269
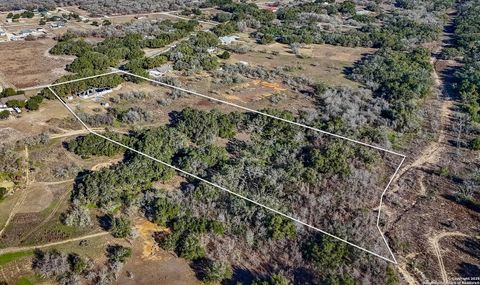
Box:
xmin=17 ymin=277 xmax=34 ymax=285
xmin=0 ymin=250 xmax=33 ymax=266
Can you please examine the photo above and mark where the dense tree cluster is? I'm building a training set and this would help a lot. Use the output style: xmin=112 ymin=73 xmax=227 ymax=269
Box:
xmin=47 ymin=20 xmax=198 ymax=94
xmin=349 ymin=48 xmax=433 ymax=131
xmin=65 ymin=106 xmax=393 ymax=283
xmin=168 ymin=31 xmax=220 ymax=71
xmin=67 ymin=132 xmax=127 ymax=158
xmin=452 ymin=0 xmax=480 ymax=124
xmin=0 ymin=0 xmax=204 ymax=15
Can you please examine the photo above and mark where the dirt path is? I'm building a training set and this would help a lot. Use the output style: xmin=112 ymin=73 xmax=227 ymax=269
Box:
xmin=429 ymin=232 xmax=469 ymax=284
xmin=18 ymin=188 xmax=71 ymax=244
xmin=0 ymin=146 xmax=31 ymax=237
xmin=50 ymin=128 xmax=128 ymax=139
xmin=0 ymin=231 xmax=109 ymax=255
xmin=393 ymin=11 xmax=459 ymax=285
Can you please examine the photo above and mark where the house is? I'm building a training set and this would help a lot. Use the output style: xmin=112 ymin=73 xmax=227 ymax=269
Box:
xmin=219 ymin=35 xmax=240 ymax=45
xmin=0 ymin=30 xmax=5 ymax=37
xmin=76 ymin=87 xmax=113 ymax=99
xmin=19 ymin=29 xmax=33 ymax=36
xmin=207 ymin=47 xmax=217 ymax=54
xmin=0 ymin=107 xmax=14 ymax=113
xmin=149 ymin=64 xmax=173 ymax=78
xmin=0 ymin=94 xmax=27 ymax=105
xmin=50 ymin=21 xmax=65 ymax=29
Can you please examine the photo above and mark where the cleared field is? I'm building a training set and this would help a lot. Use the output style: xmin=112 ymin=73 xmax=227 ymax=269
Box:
xmin=0 ymin=99 xmax=76 ymax=140
xmin=230 ymin=41 xmax=375 ymax=87
xmin=0 ymin=39 xmax=73 ymax=88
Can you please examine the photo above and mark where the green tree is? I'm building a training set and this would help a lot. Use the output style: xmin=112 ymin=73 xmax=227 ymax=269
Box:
xmin=303 ymin=236 xmax=350 ymax=269
xmin=1 ymin=88 xmax=17 ymax=97
xmin=218 ymin=50 xmax=231 ymax=59
xmin=202 ymin=260 xmax=233 ymax=284
xmin=110 ymin=216 xmax=132 ymax=238
xmin=0 ymin=187 xmax=7 ymax=200
xmin=6 ymin=100 xmax=26 ymax=108
xmin=178 ymin=233 xmax=205 ymax=260
xmin=69 ymin=253 xmax=87 ymax=273
xmin=267 ymin=215 xmax=296 ymax=240
xmin=471 ymin=137 xmax=480 ymax=150
xmin=107 ymin=244 xmax=132 ymax=263
xmin=386 ymin=265 xmax=399 ymax=285
xmin=253 ymin=274 xmax=291 ymax=285
xmin=26 ymin=95 xmax=43 ymax=111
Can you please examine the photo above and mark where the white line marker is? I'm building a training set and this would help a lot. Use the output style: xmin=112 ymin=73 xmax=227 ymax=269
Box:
xmin=20 ymin=71 xmax=122 ymax=91
xmin=47 ymin=79 xmax=402 ymax=263
xmin=115 ymin=69 xmax=406 ymax=158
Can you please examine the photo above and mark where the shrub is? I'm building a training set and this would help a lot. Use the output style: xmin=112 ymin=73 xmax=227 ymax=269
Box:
xmin=218 ymin=50 xmax=231 ymax=59
xmin=26 ymin=95 xmax=43 ymax=111
xmin=0 ymin=187 xmax=7 ymax=201
xmin=471 ymin=137 xmax=480 ymax=150
xmin=107 ymin=245 xmax=132 ymax=263
xmin=1 ymin=88 xmax=16 ymax=97
xmin=6 ymin=100 xmax=26 ymax=108
xmin=0 ymin=111 xmax=9 ymax=120
xmin=109 ymin=216 xmax=132 ymax=238
xmin=178 ymin=233 xmax=205 ymax=260
xmin=202 ymin=260 xmax=233 ymax=284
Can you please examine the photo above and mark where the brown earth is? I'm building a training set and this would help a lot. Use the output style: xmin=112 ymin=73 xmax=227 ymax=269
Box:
xmin=0 ymin=39 xmax=73 ymax=88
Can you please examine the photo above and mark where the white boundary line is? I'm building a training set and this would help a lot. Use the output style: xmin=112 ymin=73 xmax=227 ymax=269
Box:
xmin=17 ymin=70 xmax=406 ymax=264
xmin=116 ymin=69 xmax=406 ymax=158
xmin=20 ymin=71 xmax=122 ymax=92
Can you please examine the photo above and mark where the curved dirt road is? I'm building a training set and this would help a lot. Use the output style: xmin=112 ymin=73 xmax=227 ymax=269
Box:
xmin=430 ymin=231 xmax=470 ymax=284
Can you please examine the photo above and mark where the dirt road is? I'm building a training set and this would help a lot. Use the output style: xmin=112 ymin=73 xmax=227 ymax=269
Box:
xmin=393 ymin=11 xmax=459 ymax=285
xmin=0 ymin=146 xmax=31 ymax=237
xmin=0 ymin=232 xmax=109 ymax=255
xmin=430 ymin=232 xmax=469 ymax=284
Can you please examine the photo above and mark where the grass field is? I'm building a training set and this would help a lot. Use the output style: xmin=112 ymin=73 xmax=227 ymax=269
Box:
xmin=0 ymin=251 xmax=33 ymax=266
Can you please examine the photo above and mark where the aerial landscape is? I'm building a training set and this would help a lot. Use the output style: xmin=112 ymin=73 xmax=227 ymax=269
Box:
xmin=0 ymin=0 xmax=478 ymax=284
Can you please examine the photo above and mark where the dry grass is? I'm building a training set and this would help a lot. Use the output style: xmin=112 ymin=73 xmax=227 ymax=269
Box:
xmin=0 ymin=99 xmax=73 ymax=141
xmin=229 ymin=41 xmax=375 ymax=87
xmin=0 ymin=39 xmax=73 ymax=88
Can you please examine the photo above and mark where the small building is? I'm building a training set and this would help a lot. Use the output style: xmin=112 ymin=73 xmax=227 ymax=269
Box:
xmin=0 ymin=30 xmax=5 ymax=37
xmin=76 ymin=87 xmax=112 ymax=99
xmin=0 ymin=107 xmax=15 ymax=113
xmin=50 ymin=21 xmax=65 ymax=29
xmin=149 ymin=64 xmax=173 ymax=78
xmin=219 ymin=35 xmax=240 ymax=45
xmin=0 ymin=94 xmax=27 ymax=105
xmin=207 ymin=47 xmax=217 ymax=54
xmin=19 ymin=29 xmax=33 ymax=36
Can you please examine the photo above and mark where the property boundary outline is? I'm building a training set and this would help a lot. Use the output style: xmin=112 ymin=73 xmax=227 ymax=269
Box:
xmin=19 ymin=70 xmax=405 ymax=264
